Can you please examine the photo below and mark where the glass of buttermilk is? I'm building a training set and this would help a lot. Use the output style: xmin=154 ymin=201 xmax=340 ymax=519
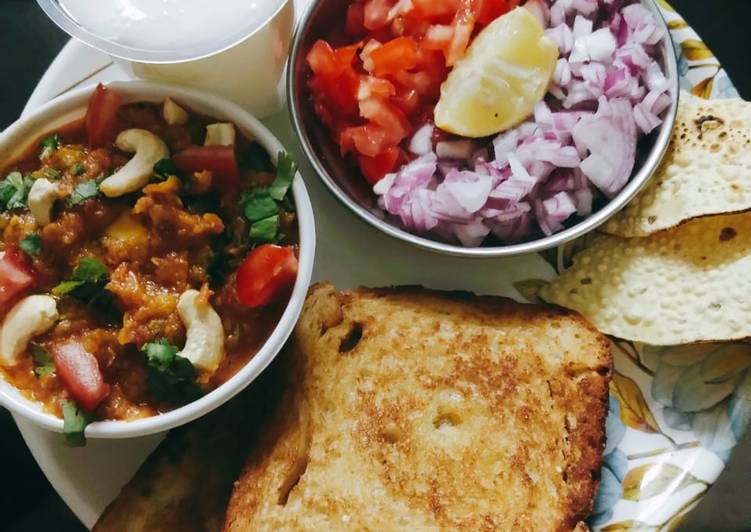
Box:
xmin=37 ymin=0 xmax=294 ymax=117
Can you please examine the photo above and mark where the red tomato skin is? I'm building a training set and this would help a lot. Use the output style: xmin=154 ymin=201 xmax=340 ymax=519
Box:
xmin=236 ymin=245 xmax=298 ymax=308
xmin=369 ymin=36 xmax=419 ymax=77
xmin=363 ymin=0 xmax=392 ymax=30
xmin=53 ymin=342 xmax=110 ymax=412
xmin=85 ymin=83 xmax=122 ymax=148
xmin=0 ymin=249 xmax=34 ymax=310
xmin=346 ymin=2 xmax=367 ymax=35
xmin=173 ymin=145 xmax=240 ymax=186
xmin=359 ymin=146 xmax=401 ymax=185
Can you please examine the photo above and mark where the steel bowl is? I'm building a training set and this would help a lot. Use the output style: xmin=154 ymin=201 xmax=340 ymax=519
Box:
xmin=288 ymin=0 xmax=679 ymax=257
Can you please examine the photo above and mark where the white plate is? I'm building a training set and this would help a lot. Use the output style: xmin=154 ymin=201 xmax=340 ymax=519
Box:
xmin=15 ymin=1 xmax=747 ymax=530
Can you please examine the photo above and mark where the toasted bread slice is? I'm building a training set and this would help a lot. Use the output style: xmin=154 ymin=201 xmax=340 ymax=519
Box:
xmin=224 ymin=284 xmax=612 ymax=531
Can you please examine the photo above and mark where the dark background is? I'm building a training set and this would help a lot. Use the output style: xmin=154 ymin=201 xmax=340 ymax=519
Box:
xmin=2 ymin=1 xmax=751 ymax=531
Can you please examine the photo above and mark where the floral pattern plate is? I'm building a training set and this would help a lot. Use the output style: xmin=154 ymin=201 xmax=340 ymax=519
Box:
xmin=516 ymin=3 xmax=746 ymax=530
xmin=12 ymin=1 xmax=746 ymax=530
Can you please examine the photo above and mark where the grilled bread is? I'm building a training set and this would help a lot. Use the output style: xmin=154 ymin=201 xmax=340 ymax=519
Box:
xmin=224 ymin=284 xmax=612 ymax=531
xmin=93 ymin=347 xmax=292 ymax=532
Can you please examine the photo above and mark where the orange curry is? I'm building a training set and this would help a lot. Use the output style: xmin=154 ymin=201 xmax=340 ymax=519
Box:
xmin=0 ymin=85 xmax=298 ymax=432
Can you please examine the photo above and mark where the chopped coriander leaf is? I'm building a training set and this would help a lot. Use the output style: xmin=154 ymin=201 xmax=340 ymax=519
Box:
xmin=40 ymin=134 xmax=60 ymax=160
xmin=62 ymin=399 xmax=91 ymax=447
xmin=241 ymin=188 xmax=277 ymax=222
xmin=241 ymin=142 xmax=273 ymax=172
xmin=153 ymin=158 xmax=181 ymax=181
xmin=68 ymin=180 xmax=99 ymax=206
xmin=30 ymin=342 xmax=55 ymax=377
xmin=72 ymin=163 xmax=85 ymax=176
xmin=20 ymin=233 xmax=42 ymax=257
xmin=72 ymin=257 xmax=108 ymax=282
xmin=143 ymin=339 xmax=202 ymax=405
xmin=249 ymin=214 xmax=279 ymax=244
xmin=268 ymin=152 xmax=297 ymax=201
xmin=0 ymin=172 xmax=34 ymax=211
xmin=52 ymin=257 xmax=120 ymax=324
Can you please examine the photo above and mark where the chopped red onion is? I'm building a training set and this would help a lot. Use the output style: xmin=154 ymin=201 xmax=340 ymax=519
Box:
xmin=371 ymin=0 xmax=670 ymax=247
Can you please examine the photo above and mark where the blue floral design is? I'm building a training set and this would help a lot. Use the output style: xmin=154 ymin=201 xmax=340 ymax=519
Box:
xmin=589 ymin=396 xmax=628 ymax=526
xmin=649 ymin=344 xmax=751 ymax=462
xmin=672 ymin=39 xmax=693 ymax=92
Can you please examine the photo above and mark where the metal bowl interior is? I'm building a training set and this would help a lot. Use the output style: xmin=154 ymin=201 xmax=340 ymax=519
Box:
xmin=288 ymin=0 xmax=679 ymax=258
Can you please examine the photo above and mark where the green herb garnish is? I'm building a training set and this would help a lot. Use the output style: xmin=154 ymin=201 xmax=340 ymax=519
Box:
xmin=52 ymin=257 xmax=119 ymax=324
xmin=238 ymin=152 xmax=296 ymax=245
xmin=30 ymin=342 xmax=54 ymax=377
xmin=68 ymin=180 xmax=100 ymax=206
xmin=153 ymin=158 xmax=181 ymax=181
xmin=241 ymin=188 xmax=278 ymax=222
xmin=249 ymin=214 xmax=280 ymax=244
xmin=268 ymin=151 xmax=297 ymax=201
xmin=0 ymin=172 xmax=34 ymax=211
xmin=62 ymin=399 xmax=91 ymax=447
xmin=20 ymin=233 xmax=42 ymax=257
xmin=40 ymin=134 xmax=60 ymax=160
xmin=72 ymin=163 xmax=85 ymax=176
xmin=143 ymin=339 xmax=202 ymax=405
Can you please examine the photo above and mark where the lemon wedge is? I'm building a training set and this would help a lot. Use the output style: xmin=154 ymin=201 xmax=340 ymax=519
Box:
xmin=434 ymin=7 xmax=558 ymax=138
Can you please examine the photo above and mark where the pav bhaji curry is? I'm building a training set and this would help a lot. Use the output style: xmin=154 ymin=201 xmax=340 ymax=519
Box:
xmin=0 ymin=84 xmax=299 ymax=443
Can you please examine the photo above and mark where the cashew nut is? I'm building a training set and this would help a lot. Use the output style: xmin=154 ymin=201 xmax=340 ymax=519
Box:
xmin=99 ymin=129 xmax=170 ymax=198
xmin=204 ymin=123 xmax=236 ymax=147
xmin=163 ymin=97 xmax=189 ymax=125
xmin=176 ymin=289 xmax=225 ymax=374
xmin=28 ymin=178 xmax=62 ymax=226
xmin=0 ymin=295 xmax=58 ymax=366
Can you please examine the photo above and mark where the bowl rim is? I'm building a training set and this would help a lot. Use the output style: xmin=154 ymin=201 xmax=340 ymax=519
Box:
xmin=0 ymin=80 xmax=316 ymax=438
xmin=288 ymin=0 xmax=679 ymax=258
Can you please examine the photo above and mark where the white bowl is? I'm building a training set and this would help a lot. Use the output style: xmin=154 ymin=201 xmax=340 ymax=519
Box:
xmin=0 ymin=81 xmax=316 ymax=438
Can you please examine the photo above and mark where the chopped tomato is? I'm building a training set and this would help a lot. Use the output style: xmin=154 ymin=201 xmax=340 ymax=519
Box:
xmin=369 ymin=36 xmax=419 ymax=77
xmin=392 ymin=86 xmax=420 ymax=114
xmin=359 ymin=97 xmax=411 ymax=140
xmin=346 ymin=2 xmax=367 ymax=35
xmin=0 ymin=249 xmax=34 ymax=310
xmin=85 ymin=83 xmax=122 ymax=148
xmin=307 ymin=40 xmax=361 ymax=123
xmin=53 ymin=342 xmax=110 ymax=412
xmin=173 ymin=145 xmax=239 ymax=186
xmin=412 ymin=0 xmax=460 ymax=21
xmin=359 ymin=146 xmax=401 ymax=184
xmin=475 ymin=0 xmax=519 ymax=26
xmin=236 ymin=245 xmax=298 ymax=308
xmin=363 ymin=0 xmax=392 ymax=30
xmin=340 ymin=123 xmax=399 ymax=157
xmin=307 ymin=0 xmax=516 ymax=188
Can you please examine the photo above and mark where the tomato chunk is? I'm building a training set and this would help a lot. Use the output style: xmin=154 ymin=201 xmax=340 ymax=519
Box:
xmin=0 ymin=250 xmax=34 ymax=310
xmin=236 ymin=245 xmax=298 ymax=308
xmin=173 ymin=145 xmax=240 ymax=186
xmin=53 ymin=342 xmax=110 ymax=412
xmin=359 ymin=146 xmax=401 ymax=185
xmin=369 ymin=37 xmax=419 ymax=77
xmin=85 ymin=83 xmax=122 ymax=148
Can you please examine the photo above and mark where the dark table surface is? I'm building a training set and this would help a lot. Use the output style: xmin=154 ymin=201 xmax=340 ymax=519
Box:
xmin=2 ymin=1 xmax=751 ymax=531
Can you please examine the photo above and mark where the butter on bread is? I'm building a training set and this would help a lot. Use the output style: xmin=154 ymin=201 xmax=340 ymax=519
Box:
xmin=224 ymin=283 xmax=612 ymax=531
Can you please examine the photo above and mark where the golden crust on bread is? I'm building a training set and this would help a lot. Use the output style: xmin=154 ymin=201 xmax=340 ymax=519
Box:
xmin=224 ymin=284 xmax=612 ymax=531
xmin=93 ymin=348 xmax=291 ymax=532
